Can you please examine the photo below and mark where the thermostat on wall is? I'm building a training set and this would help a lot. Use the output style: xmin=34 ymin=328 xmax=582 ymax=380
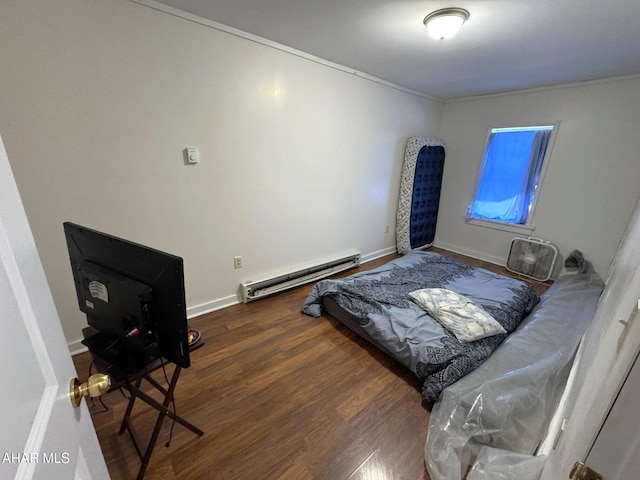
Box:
xmin=184 ymin=147 xmax=199 ymax=164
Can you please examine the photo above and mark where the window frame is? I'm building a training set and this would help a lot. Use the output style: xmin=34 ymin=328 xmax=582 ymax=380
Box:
xmin=466 ymin=121 xmax=560 ymax=235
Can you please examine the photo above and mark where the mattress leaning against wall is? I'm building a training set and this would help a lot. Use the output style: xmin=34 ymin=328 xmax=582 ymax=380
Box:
xmin=424 ymin=271 xmax=604 ymax=480
xmin=396 ymin=137 xmax=445 ymax=254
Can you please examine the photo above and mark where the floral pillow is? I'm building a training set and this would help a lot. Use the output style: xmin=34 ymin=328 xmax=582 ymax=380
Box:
xmin=408 ymin=288 xmax=506 ymax=342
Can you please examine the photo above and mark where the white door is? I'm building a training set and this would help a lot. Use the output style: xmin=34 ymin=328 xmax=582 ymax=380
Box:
xmin=585 ymin=349 xmax=640 ymax=478
xmin=0 ymin=135 xmax=109 ymax=479
xmin=540 ymin=195 xmax=640 ymax=479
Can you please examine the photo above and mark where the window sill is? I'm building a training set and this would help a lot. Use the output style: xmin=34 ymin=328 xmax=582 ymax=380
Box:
xmin=466 ymin=218 xmax=535 ymax=236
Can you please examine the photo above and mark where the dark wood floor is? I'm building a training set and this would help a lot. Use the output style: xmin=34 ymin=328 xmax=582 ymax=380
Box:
xmin=72 ymin=248 xmax=550 ymax=480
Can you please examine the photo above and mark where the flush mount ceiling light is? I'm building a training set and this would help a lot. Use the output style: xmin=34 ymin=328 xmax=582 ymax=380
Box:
xmin=423 ymin=8 xmax=470 ymax=40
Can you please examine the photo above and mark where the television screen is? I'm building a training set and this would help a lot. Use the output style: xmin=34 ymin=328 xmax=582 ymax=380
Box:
xmin=64 ymin=222 xmax=190 ymax=372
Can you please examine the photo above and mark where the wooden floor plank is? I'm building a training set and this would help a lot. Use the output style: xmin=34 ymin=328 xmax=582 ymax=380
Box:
xmin=72 ymin=248 xmax=549 ymax=479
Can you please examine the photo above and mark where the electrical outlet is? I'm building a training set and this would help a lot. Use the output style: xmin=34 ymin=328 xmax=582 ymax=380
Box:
xmin=385 ymin=225 xmax=390 ymax=233
xmin=234 ymin=256 xmax=242 ymax=269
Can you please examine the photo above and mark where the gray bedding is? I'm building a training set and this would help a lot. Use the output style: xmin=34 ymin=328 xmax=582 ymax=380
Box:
xmin=302 ymin=251 xmax=539 ymax=403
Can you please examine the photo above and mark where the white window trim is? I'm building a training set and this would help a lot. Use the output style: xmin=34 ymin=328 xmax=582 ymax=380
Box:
xmin=467 ymin=218 xmax=535 ymax=235
xmin=466 ymin=120 xmax=560 ymax=234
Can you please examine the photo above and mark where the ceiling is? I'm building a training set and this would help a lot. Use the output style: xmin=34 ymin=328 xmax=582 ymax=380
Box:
xmin=149 ymin=0 xmax=640 ymax=100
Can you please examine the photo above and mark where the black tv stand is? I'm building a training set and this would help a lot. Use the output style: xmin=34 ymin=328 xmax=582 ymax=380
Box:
xmin=118 ymin=358 xmax=203 ymax=479
xmin=83 ymin=327 xmax=204 ymax=479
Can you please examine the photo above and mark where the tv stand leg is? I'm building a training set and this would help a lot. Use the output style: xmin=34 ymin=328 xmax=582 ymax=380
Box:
xmin=119 ymin=365 xmax=204 ymax=480
xmin=119 ymin=377 xmax=142 ymax=435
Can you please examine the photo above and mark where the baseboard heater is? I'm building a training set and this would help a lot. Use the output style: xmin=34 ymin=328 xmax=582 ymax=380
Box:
xmin=241 ymin=251 xmax=361 ymax=302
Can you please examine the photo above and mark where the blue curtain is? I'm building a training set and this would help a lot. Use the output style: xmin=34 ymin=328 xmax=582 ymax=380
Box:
xmin=468 ymin=129 xmax=551 ymax=224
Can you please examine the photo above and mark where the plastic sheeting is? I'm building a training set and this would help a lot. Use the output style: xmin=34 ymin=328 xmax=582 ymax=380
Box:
xmin=467 ymin=448 xmax=547 ymax=480
xmin=425 ymin=273 xmax=604 ymax=480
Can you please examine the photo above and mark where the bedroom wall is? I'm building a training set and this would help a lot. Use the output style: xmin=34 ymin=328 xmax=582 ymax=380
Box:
xmin=0 ymin=0 xmax=442 ymax=348
xmin=435 ymin=76 xmax=640 ymax=278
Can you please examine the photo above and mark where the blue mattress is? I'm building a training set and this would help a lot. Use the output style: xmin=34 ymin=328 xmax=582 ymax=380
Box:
xmin=396 ymin=137 xmax=446 ymax=254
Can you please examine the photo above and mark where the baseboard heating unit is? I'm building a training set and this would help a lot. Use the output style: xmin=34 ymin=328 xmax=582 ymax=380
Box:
xmin=241 ymin=251 xmax=361 ymax=302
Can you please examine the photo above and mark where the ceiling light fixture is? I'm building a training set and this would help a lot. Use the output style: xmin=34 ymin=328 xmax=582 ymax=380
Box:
xmin=423 ymin=8 xmax=470 ymax=40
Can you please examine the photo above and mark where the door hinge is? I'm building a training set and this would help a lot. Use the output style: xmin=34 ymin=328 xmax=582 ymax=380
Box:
xmin=570 ymin=461 xmax=604 ymax=480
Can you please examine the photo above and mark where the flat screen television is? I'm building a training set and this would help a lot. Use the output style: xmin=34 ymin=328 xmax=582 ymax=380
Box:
xmin=63 ymin=222 xmax=190 ymax=373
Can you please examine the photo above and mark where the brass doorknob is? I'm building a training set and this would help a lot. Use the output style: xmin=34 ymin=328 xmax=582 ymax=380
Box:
xmin=70 ymin=374 xmax=111 ymax=407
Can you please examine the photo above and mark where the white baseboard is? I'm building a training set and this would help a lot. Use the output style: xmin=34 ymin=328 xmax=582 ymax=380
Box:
xmin=361 ymin=246 xmax=397 ymax=263
xmin=187 ymin=294 xmax=240 ymax=318
xmin=69 ymin=339 xmax=88 ymax=356
xmin=432 ymin=240 xmax=505 ymax=266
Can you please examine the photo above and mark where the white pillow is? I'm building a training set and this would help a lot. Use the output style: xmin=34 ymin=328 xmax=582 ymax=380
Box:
xmin=408 ymin=288 xmax=506 ymax=342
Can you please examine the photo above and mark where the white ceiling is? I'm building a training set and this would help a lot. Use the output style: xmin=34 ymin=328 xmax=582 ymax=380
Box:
xmin=149 ymin=0 xmax=640 ymax=100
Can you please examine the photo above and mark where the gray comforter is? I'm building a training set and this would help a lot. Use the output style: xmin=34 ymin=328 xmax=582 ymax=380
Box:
xmin=302 ymin=251 xmax=539 ymax=403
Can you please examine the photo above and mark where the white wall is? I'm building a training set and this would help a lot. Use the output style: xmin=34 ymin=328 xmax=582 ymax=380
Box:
xmin=436 ymin=77 xmax=640 ymax=278
xmin=0 ymin=0 xmax=442 ymax=347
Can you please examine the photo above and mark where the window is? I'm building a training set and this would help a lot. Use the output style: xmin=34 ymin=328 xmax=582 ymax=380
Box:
xmin=467 ymin=124 xmax=556 ymax=228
